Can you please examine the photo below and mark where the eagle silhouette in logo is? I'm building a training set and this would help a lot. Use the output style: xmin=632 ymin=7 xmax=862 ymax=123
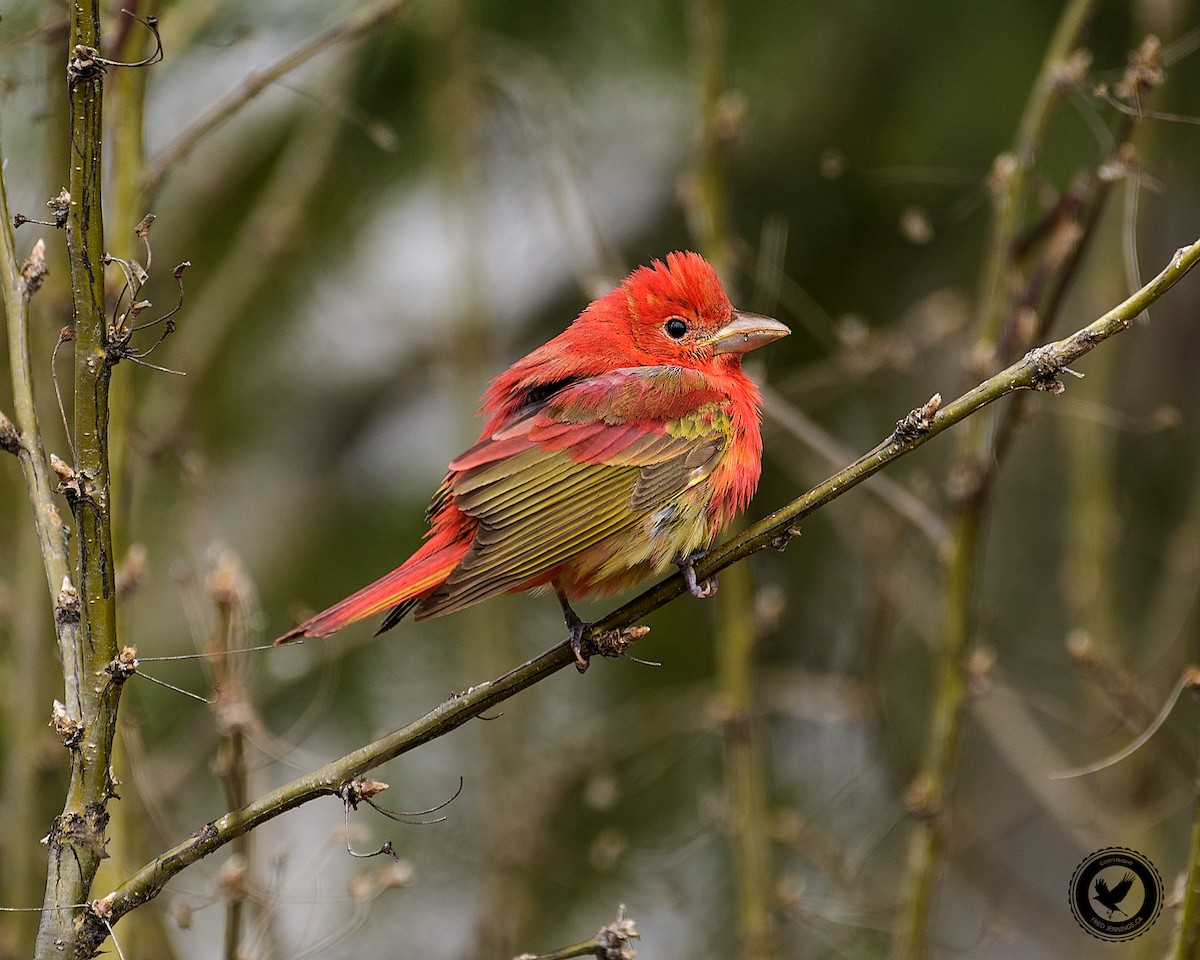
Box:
xmin=1093 ymin=872 xmax=1136 ymax=918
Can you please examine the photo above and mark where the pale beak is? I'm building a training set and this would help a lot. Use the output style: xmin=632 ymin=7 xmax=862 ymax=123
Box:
xmin=710 ymin=311 xmax=791 ymax=354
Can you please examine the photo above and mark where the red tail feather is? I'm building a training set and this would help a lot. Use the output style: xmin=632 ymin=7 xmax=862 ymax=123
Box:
xmin=276 ymin=536 xmax=468 ymax=644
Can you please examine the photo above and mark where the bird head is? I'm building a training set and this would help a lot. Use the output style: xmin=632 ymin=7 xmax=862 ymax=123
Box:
xmin=480 ymin=251 xmax=788 ymax=424
xmin=618 ymin=251 xmax=790 ymax=370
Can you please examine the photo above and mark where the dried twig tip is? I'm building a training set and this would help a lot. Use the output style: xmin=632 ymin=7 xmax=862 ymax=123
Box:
xmin=903 ymin=774 xmax=941 ymax=820
xmin=892 ymin=393 xmax=942 ymax=444
xmin=50 ymin=453 xmax=84 ymax=502
xmin=105 ymin=646 xmax=139 ymax=683
xmin=339 ymin=778 xmax=390 ymax=808
xmin=1026 ymin=344 xmax=1072 ymax=394
xmin=51 ymin=699 xmax=83 ymax=748
xmin=590 ymin=625 xmax=651 ymax=661
xmin=20 ymin=238 xmax=48 ymax=296
xmin=56 ymin=577 xmax=80 ymax=627
xmin=1116 ymin=35 xmax=1164 ymax=102
xmin=1185 ymin=665 xmax=1200 ymax=694
xmin=47 ymin=189 xmax=72 ymax=227
xmin=596 ymin=904 xmax=640 ymax=960
xmin=89 ymin=895 xmax=115 ymax=920
xmin=0 ymin=410 xmax=20 ymax=454
xmin=50 ymin=453 xmax=76 ymax=483
xmin=771 ymin=524 xmax=801 ymax=551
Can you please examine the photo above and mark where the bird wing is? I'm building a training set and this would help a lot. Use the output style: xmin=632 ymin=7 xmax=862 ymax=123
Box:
xmin=1094 ymin=877 xmax=1111 ymax=899
xmin=1110 ymin=873 xmax=1135 ymax=904
xmin=417 ymin=366 xmax=730 ymax=617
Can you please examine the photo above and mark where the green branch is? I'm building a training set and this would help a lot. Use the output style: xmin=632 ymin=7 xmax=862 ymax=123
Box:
xmin=896 ymin=3 xmax=1102 ymax=952
xmin=1171 ymin=693 xmax=1200 ymax=959
xmin=34 ymin=6 xmax=128 ymax=958
xmin=685 ymin=0 xmax=776 ymax=954
xmin=0 ymin=165 xmax=70 ymax=609
xmin=72 ymin=236 xmax=1200 ymax=957
xmin=974 ymin=0 xmax=1096 ymax=340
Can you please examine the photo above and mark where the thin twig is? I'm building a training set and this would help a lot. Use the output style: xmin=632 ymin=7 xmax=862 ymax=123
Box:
xmin=761 ymin=386 xmax=950 ymax=554
xmin=1052 ymin=666 xmax=1200 ymax=779
xmin=68 ymin=238 xmax=1200 ymax=955
xmin=514 ymin=905 xmax=640 ymax=960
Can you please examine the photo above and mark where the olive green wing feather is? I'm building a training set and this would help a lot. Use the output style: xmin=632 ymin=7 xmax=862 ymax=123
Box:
xmin=416 ymin=367 xmax=730 ymax=617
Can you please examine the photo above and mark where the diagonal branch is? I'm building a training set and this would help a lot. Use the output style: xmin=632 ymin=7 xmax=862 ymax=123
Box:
xmin=77 ymin=236 xmax=1200 ymax=955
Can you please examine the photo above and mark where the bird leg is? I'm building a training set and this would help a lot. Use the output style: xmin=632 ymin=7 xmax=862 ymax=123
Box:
xmin=676 ymin=551 xmax=718 ymax=598
xmin=554 ymin=581 xmax=592 ymax=673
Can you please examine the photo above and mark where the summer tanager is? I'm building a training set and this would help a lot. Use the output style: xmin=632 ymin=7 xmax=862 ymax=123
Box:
xmin=277 ymin=251 xmax=789 ymax=668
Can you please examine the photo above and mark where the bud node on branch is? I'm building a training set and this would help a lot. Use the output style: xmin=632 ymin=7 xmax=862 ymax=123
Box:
xmin=51 ymin=699 xmax=83 ymax=748
xmin=891 ymin=393 xmax=943 ymax=445
xmin=0 ymin=409 xmax=20 ymax=454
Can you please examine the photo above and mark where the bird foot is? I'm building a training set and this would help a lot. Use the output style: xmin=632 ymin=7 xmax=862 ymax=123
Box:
xmin=677 ymin=552 xmax=718 ymax=599
xmin=567 ymin=615 xmax=593 ymax=673
xmin=555 ymin=582 xmax=593 ymax=672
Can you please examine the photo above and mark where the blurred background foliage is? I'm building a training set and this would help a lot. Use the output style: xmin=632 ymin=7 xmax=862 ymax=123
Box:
xmin=2 ymin=0 xmax=1200 ymax=958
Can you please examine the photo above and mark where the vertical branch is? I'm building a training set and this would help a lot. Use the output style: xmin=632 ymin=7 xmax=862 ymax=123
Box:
xmin=715 ymin=567 xmax=777 ymax=960
xmin=1060 ymin=347 xmax=1119 ymax=649
xmin=1171 ymin=711 xmax=1200 ymax=960
xmin=686 ymin=2 xmax=776 ymax=957
xmin=0 ymin=160 xmax=71 ymax=607
xmin=36 ymin=5 xmax=127 ymax=957
xmin=0 ymin=46 xmax=77 ymax=960
xmin=685 ymin=0 xmax=735 ymax=279
xmin=1 ymin=524 xmax=55 ymax=952
xmin=207 ymin=556 xmax=254 ymax=960
xmin=974 ymin=0 xmax=1097 ymax=338
xmin=1 ymin=124 xmax=85 ymax=960
xmin=893 ymin=1 xmax=1097 ymax=957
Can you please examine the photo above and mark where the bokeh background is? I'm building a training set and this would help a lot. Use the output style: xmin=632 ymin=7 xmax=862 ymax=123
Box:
xmin=2 ymin=1 xmax=1200 ymax=958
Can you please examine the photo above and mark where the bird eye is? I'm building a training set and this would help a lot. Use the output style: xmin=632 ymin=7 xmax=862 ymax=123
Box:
xmin=664 ymin=317 xmax=689 ymax=340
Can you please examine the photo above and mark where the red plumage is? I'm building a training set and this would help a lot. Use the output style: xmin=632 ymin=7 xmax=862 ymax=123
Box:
xmin=277 ymin=252 xmax=788 ymax=666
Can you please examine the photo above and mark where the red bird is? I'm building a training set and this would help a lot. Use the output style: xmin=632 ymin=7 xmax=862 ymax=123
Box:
xmin=277 ymin=252 xmax=789 ymax=668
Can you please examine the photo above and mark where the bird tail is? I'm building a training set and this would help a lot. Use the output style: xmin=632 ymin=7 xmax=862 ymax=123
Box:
xmin=275 ymin=534 xmax=469 ymax=644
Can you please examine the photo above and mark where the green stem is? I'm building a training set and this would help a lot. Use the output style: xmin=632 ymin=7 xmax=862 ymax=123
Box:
xmin=35 ymin=6 xmax=127 ymax=957
xmin=1171 ymin=697 xmax=1200 ymax=960
xmin=1 ymin=85 xmax=81 ymax=960
xmin=210 ymin=592 xmax=250 ymax=960
xmin=896 ymin=5 xmax=1100 ymax=953
xmin=67 ymin=237 xmax=1200 ymax=957
xmin=975 ymin=0 xmax=1097 ymax=340
xmin=893 ymin=506 xmax=983 ymax=960
xmin=686 ymin=1 xmax=776 ymax=951
xmin=688 ymin=0 xmax=732 ymax=278
xmin=716 ymin=559 xmax=777 ymax=960
xmin=0 ymin=155 xmax=71 ymax=608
